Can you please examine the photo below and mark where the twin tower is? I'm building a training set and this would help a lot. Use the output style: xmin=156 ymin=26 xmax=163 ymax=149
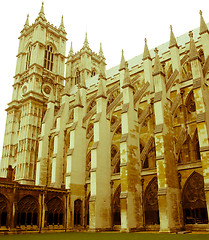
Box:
xmin=1 ymin=2 xmax=209 ymax=233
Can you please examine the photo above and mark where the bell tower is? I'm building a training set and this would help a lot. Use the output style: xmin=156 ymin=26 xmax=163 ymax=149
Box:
xmin=0 ymin=3 xmax=67 ymax=185
xmin=66 ymin=33 xmax=106 ymax=87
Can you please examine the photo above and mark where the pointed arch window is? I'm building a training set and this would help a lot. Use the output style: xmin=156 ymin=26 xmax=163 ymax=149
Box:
xmin=44 ymin=45 xmax=54 ymax=71
xmin=91 ymin=69 xmax=96 ymax=77
xmin=25 ymin=45 xmax=32 ymax=70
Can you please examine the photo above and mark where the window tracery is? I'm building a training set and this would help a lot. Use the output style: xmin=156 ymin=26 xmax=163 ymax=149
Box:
xmin=75 ymin=70 xmax=80 ymax=84
xmin=44 ymin=45 xmax=54 ymax=71
xmin=183 ymin=172 xmax=208 ymax=224
xmin=46 ymin=197 xmax=64 ymax=226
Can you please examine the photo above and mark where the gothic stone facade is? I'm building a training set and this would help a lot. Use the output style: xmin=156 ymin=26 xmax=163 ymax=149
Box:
xmin=0 ymin=4 xmax=209 ymax=233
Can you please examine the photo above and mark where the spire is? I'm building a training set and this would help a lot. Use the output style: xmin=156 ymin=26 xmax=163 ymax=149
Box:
xmin=169 ymin=25 xmax=178 ymax=48
xmin=37 ymin=2 xmax=46 ymax=21
xmin=74 ymin=89 xmax=83 ymax=107
xmin=59 ymin=15 xmax=65 ymax=32
xmin=143 ymin=38 xmax=151 ymax=60
xmin=68 ymin=42 xmax=74 ymax=57
xmin=122 ymin=62 xmax=131 ymax=88
xmin=119 ymin=49 xmax=126 ymax=71
xmin=99 ymin=43 xmax=104 ymax=57
xmin=189 ymin=31 xmax=199 ymax=61
xmin=153 ymin=48 xmax=164 ymax=76
xmin=83 ymin=32 xmax=89 ymax=48
xmin=48 ymin=89 xmax=55 ymax=103
xmin=24 ymin=14 xmax=29 ymax=29
xmin=200 ymin=10 xmax=209 ymax=35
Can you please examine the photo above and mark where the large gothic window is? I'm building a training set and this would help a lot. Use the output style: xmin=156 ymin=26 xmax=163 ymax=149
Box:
xmin=17 ymin=195 xmax=39 ymax=226
xmin=182 ymin=172 xmax=208 ymax=224
xmin=44 ymin=45 xmax=54 ymax=71
xmin=144 ymin=177 xmax=160 ymax=225
xmin=46 ymin=197 xmax=64 ymax=226
xmin=0 ymin=194 xmax=9 ymax=227
xmin=25 ymin=45 xmax=32 ymax=70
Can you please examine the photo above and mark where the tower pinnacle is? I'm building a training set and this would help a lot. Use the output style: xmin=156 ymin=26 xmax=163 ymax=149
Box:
xmin=143 ymin=38 xmax=151 ymax=60
xmin=24 ymin=14 xmax=29 ymax=29
xmin=37 ymin=2 xmax=46 ymax=21
xmin=153 ymin=48 xmax=164 ymax=76
xmin=119 ymin=49 xmax=126 ymax=71
xmin=169 ymin=25 xmax=178 ymax=48
xmin=189 ymin=31 xmax=199 ymax=60
xmin=99 ymin=43 xmax=104 ymax=57
xmin=83 ymin=32 xmax=89 ymax=48
xmin=59 ymin=15 xmax=65 ymax=32
xmin=68 ymin=42 xmax=74 ymax=57
xmin=200 ymin=10 xmax=209 ymax=35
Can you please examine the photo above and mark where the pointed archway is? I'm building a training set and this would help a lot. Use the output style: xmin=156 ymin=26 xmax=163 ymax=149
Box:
xmin=112 ymin=184 xmax=121 ymax=226
xmin=74 ymin=199 xmax=82 ymax=226
xmin=182 ymin=172 xmax=208 ymax=224
xmin=144 ymin=177 xmax=160 ymax=225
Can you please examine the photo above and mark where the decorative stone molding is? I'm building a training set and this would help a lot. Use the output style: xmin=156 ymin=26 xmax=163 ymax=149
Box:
xmin=91 ymin=141 xmax=99 ymax=150
xmin=196 ymin=112 xmax=206 ymax=123
xmin=193 ymin=78 xmax=201 ymax=89
xmin=158 ymin=187 xmax=167 ymax=196
xmin=154 ymin=124 xmax=163 ymax=134
xmin=120 ymin=133 xmax=128 ymax=143
xmin=153 ymin=91 xmax=162 ymax=103
xmin=120 ymin=192 xmax=128 ymax=199
xmin=121 ymin=103 xmax=129 ymax=114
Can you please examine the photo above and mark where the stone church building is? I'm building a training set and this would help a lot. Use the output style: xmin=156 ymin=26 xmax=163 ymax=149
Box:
xmin=0 ymin=2 xmax=209 ymax=233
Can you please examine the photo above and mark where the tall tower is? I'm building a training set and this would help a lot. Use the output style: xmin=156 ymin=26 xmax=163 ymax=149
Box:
xmin=66 ymin=34 xmax=106 ymax=87
xmin=0 ymin=3 xmax=67 ymax=185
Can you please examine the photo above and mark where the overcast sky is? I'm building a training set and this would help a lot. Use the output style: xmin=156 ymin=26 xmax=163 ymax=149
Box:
xmin=0 ymin=0 xmax=208 ymax=158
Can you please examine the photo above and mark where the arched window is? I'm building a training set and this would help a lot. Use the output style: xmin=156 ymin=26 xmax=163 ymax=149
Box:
xmin=44 ymin=45 xmax=54 ymax=71
xmin=74 ymin=199 xmax=82 ymax=226
xmin=144 ymin=177 xmax=159 ymax=225
xmin=182 ymin=172 xmax=208 ymax=224
xmin=17 ymin=195 xmax=39 ymax=226
xmin=112 ymin=185 xmax=121 ymax=226
xmin=75 ymin=70 xmax=80 ymax=84
xmin=0 ymin=194 xmax=9 ymax=227
xmin=26 ymin=45 xmax=32 ymax=70
xmin=46 ymin=197 xmax=64 ymax=226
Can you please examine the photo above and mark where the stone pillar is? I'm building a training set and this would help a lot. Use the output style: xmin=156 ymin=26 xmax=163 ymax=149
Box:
xmin=152 ymin=48 xmax=183 ymax=232
xmin=189 ymin=31 xmax=209 ymax=220
xmin=120 ymin=62 xmax=143 ymax=232
xmin=89 ymin=73 xmax=111 ymax=231
xmin=51 ymin=91 xmax=70 ymax=188
xmin=65 ymin=87 xmax=86 ymax=227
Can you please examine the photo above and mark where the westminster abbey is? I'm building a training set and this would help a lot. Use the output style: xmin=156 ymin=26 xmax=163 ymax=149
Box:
xmin=0 ymin=2 xmax=209 ymax=234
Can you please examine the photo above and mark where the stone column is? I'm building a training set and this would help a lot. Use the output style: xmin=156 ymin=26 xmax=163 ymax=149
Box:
xmin=89 ymin=73 xmax=111 ymax=231
xmin=120 ymin=62 xmax=143 ymax=232
xmin=152 ymin=48 xmax=183 ymax=232
xmin=65 ymin=87 xmax=86 ymax=227
xmin=189 ymin=31 xmax=209 ymax=220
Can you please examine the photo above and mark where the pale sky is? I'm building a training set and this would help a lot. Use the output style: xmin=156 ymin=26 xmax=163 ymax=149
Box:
xmin=0 ymin=0 xmax=208 ymax=158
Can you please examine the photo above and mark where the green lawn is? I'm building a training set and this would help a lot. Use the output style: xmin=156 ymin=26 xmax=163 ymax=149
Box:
xmin=0 ymin=232 xmax=209 ymax=240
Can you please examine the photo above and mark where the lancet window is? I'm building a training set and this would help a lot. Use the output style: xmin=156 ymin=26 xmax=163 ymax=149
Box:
xmin=44 ymin=45 xmax=54 ymax=71
xmin=75 ymin=70 xmax=80 ymax=84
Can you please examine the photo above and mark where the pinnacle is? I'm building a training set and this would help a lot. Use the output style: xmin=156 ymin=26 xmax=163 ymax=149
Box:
xmin=123 ymin=62 xmax=131 ymax=87
xmin=68 ymin=42 xmax=74 ymax=56
xmin=24 ymin=14 xmax=29 ymax=28
xmin=189 ymin=31 xmax=199 ymax=61
xmin=99 ymin=43 xmax=104 ymax=57
xmin=59 ymin=15 xmax=65 ymax=32
xmin=200 ymin=10 xmax=209 ymax=35
xmin=37 ymin=2 xmax=46 ymax=21
xmin=169 ymin=25 xmax=178 ymax=48
xmin=153 ymin=48 xmax=164 ymax=76
xmin=119 ymin=49 xmax=126 ymax=71
xmin=143 ymin=38 xmax=151 ymax=61
xmin=83 ymin=32 xmax=89 ymax=48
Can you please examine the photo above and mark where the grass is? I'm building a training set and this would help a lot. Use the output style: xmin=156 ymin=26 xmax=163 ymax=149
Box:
xmin=0 ymin=232 xmax=209 ymax=240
